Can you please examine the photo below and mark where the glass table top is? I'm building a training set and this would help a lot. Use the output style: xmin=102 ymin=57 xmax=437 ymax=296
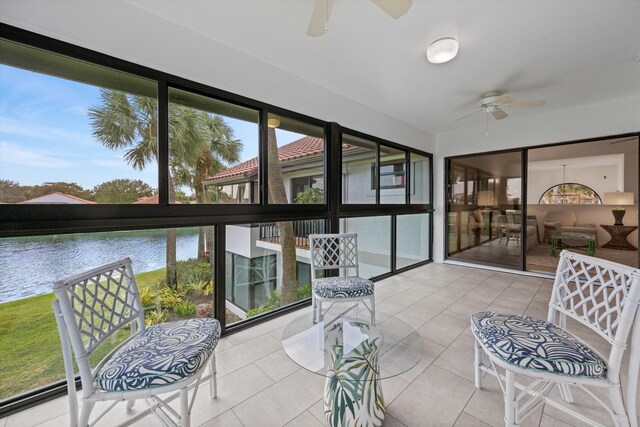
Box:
xmin=281 ymin=312 xmax=424 ymax=380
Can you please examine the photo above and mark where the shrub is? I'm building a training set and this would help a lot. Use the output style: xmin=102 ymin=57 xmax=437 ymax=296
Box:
xmin=246 ymin=284 xmax=312 ymax=318
xmin=295 ymin=187 xmax=324 ymax=204
xmin=176 ymin=258 xmax=214 ymax=286
xmin=173 ymin=301 xmax=197 ymax=317
xmin=186 ymin=280 xmax=213 ymax=296
xmin=158 ymin=287 xmax=185 ymax=308
xmin=145 ymin=309 xmax=167 ymax=327
xmin=138 ymin=287 xmax=156 ymax=308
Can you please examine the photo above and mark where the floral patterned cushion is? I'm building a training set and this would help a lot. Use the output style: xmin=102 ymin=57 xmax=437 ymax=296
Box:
xmin=312 ymin=276 xmax=374 ymax=299
xmin=471 ymin=312 xmax=605 ymax=377
xmin=97 ymin=318 xmax=220 ymax=391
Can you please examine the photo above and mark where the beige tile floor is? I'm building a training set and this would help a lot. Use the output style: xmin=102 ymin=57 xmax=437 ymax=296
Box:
xmin=2 ymin=262 xmax=638 ymax=427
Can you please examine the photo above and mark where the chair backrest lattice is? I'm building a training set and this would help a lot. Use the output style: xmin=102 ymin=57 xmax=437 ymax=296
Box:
xmin=53 ymin=258 xmax=144 ymax=358
xmin=550 ymin=251 xmax=640 ymax=383
xmin=309 ymin=233 xmax=359 ymax=280
xmin=506 ymin=210 xmax=522 ymax=226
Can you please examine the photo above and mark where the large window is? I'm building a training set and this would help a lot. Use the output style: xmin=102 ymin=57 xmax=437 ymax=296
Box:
xmin=168 ymin=87 xmax=260 ymax=205
xmin=0 ymin=226 xmax=215 ymax=400
xmin=225 ymin=220 xmax=326 ymax=324
xmin=397 ymin=213 xmax=431 ymax=269
xmin=0 ymin=40 xmax=158 ymax=205
xmin=0 ymin=30 xmax=432 ymax=411
xmin=539 ymin=183 xmax=602 ymax=205
xmin=340 ymin=216 xmax=391 ymax=278
xmin=342 ymin=135 xmax=377 ymax=204
xmin=266 ymin=114 xmax=325 ymax=205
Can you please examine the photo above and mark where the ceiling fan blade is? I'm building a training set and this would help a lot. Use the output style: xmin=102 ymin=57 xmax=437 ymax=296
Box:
xmin=492 ymin=108 xmax=508 ymax=120
xmin=610 ymin=136 xmax=639 ymax=145
xmin=307 ymin=0 xmax=335 ymax=37
xmin=454 ymin=109 xmax=481 ymax=122
xmin=370 ymin=0 xmax=412 ymax=19
xmin=495 ymin=93 xmax=513 ymax=104
xmin=510 ymin=100 xmax=545 ymax=108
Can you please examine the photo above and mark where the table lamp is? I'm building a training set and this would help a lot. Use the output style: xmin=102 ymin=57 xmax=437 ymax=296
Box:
xmin=477 ymin=191 xmax=494 ymax=210
xmin=604 ymin=192 xmax=634 ymax=226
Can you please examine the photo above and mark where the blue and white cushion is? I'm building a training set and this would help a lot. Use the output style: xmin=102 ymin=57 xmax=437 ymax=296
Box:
xmin=472 ymin=312 xmax=605 ymax=377
xmin=97 ymin=318 xmax=220 ymax=391
xmin=312 ymin=276 xmax=374 ymax=299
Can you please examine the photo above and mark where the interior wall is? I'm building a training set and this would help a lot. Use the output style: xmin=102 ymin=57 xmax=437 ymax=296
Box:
xmin=434 ymin=94 xmax=640 ymax=262
xmin=0 ymin=0 xmax=435 ymax=153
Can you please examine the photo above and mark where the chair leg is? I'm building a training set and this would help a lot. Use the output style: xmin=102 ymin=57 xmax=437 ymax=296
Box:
xmin=504 ymin=370 xmax=518 ymax=427
xmin=607 ymin=386 xmax=631 ymax=427
xmin=559 ymin=384 xmax=574 ymax=403
xmin=312 ymin=295 xmax=317 ymax=323
xmin=126 ymin=399 xmax=136 ymax=410
xmin=209 ymin=353 xmax=217 ymax=399
xmin=318 ymin=300 xmax=323 ymax=322
xmin=78 ymin=401 xmax=94 ymax=427
xmin=180 ymin=388 xmax=190 ymax=427
xmin=370 ymin=295 xmax=376 ymax=326
xmin=474 ymin=338 xmax=483 ymax=389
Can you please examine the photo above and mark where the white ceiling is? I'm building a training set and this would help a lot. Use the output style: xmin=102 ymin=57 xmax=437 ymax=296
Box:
xmin=123 ymin=0 xmax=640 ymax=135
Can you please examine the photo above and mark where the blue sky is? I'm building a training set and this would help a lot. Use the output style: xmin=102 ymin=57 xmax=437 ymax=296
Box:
xmin=0 ymin=64 xmax=302 ymax=194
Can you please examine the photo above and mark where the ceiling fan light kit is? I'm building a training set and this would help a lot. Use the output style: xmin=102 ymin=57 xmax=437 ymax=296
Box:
xmin=426 ymin=37 xmax=459 ymax=64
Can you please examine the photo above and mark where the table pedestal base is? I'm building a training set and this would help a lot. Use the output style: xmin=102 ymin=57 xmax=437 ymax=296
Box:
xmin=324 ymin=374 xmax=384 ymax=427
xmin=324 ymin=321 xmax=384 ymax=427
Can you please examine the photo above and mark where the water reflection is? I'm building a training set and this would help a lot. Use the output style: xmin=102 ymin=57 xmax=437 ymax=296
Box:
xmin=0 ymin=228 xmax=199 ymax=303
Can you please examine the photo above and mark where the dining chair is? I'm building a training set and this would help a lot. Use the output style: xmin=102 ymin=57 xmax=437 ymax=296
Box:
xmin=505 ymin=210 xmax=522 ymax=246
xmin=52 ymin=258 xmax=220 ymax=427
xmin=471 ymin=250 xmax=640 ymax=427
xmin=309 ymin=233 xmax=375 ymax=325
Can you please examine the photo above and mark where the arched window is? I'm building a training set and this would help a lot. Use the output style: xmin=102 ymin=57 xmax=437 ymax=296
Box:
xmin=538 ymin=183 xmax=602 ymax=205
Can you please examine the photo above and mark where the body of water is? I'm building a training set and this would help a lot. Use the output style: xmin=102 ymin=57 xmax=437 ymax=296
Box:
xmin=0 ymin=228 xmax=200 ymax=303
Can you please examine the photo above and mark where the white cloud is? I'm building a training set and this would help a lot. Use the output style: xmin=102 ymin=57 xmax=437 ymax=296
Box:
xmin=0 ymin=141 xmax=74 ymax=168
xmin=0 ymin=116 xmax=94 ymax=146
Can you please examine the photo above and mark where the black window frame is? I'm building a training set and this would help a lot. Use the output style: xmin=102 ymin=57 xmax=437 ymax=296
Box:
xmin=371 ymin=160 xmax=406 ymax=190
xmin=0 ymin=23 xmax=433 ymax=416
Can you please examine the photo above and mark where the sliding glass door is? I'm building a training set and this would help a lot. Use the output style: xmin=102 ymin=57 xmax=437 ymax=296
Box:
xmin=446 ymin=151 xmax=523 ymax=269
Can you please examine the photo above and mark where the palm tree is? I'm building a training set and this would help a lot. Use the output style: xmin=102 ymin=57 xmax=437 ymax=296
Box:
xmin=89 ymin=89 xmax=240 ymax=285
xmin=267 ymin=126 xmax=298 ymax=305
xmin=173 ymin=114 xmax=242 ymax=260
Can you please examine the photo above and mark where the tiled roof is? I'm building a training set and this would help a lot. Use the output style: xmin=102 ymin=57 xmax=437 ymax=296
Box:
xmin=208 ymin=136 xmax=325 ymax=181
xmin=134 ymin=194 xmax=158 ymax=204
xmin=20 ymin=192 xmax=96 ymax=204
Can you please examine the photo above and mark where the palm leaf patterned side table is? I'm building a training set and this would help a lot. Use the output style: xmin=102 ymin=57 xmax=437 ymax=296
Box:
xmin=281 ymin=313 xmax=424 ymax=427
xmin=324 ymin=321 xmax=385 ymax=426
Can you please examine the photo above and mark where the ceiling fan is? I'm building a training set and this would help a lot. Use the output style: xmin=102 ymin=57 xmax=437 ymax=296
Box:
xmin=609 ymin=136 xmax=639 ymax=145
xmin=307 ymin=0 xmax=412 ymax=37
xmin=455 ymin=91 xmax=546 ymax=122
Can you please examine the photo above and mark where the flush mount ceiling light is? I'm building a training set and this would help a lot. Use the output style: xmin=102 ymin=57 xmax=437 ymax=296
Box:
xmin=426 ymin=37 xmax=459 ymax=64
xmin=267 ymin=117 xmax=281 ymax=128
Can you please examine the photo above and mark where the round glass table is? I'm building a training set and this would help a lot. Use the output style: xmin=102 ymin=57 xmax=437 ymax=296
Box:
xmin=282 ymin=312 xmax=424 ymax=427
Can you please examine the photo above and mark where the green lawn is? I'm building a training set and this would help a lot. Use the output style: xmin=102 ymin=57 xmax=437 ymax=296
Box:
xmin=0 ymin=268 xmax=167 ymax=399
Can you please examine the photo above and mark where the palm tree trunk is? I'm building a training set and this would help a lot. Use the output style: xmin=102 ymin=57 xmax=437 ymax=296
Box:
xmin=166 ymin=173 xmax=178 ymax=287
xmin=196 ymin=158 xmax=208 ymax=260
xmin=267 ymin=127 xmax=298 ymax=305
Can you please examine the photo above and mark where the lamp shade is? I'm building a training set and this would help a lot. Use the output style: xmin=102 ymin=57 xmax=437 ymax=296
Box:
xmin=477 ymin=191 xmax=494 ymax=206
xmin=604 ymin=192 xmax=634 ymax=206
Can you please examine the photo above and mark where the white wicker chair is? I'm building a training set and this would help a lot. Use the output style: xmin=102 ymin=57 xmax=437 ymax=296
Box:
xmin=472 ymin=250 xmax=640 ymax=427
xmin=309 ymin=233 xmax=375 ymax=326
xmin=52 ymin=258 xmax=220 ymax=427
